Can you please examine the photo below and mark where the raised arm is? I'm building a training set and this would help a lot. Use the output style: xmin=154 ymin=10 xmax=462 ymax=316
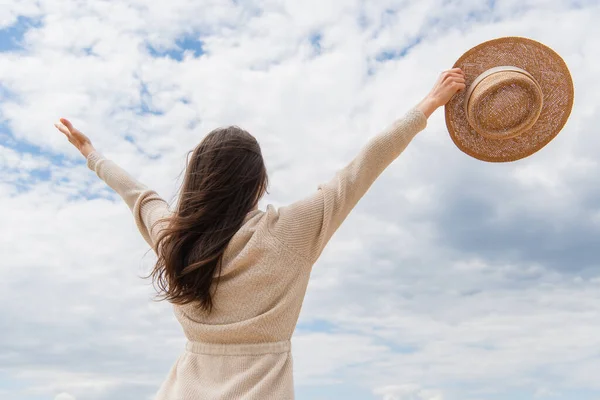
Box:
xmin=54 ymin=119 xmax=171 ymax=248
xmin=86 ymin=152 xmax=171 ymax=247
xmin=270 ymin=68 xmax=466 ymax=263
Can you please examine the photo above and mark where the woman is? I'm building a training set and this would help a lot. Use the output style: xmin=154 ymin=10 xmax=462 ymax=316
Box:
xmin=55 ymin=68 xmax=465 ymax=399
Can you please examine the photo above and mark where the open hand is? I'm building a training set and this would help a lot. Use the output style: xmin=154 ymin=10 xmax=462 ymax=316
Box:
xmin=54 ymin=118 xmax=96 ymax=158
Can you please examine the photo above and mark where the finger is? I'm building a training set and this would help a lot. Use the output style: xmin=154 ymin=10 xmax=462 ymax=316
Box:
xmin=59 ymin=118 xmax=76 ymax=133
xmin=54 ymin=122 xmax=71 ymax=137
xmin=448 ymin=76 xmax=466 ymax=83
xmin=444 ymin=78 xmax=466 ymax=88
xmin=452 ymin=67 xmax=465 ymax=75
xmin=444 ymin=72 xmax=465 ymax=81
xmin=443 ymin=68 xmax=464 ymax=75
xmin=453 ymin=82 xmax=467 ymax=91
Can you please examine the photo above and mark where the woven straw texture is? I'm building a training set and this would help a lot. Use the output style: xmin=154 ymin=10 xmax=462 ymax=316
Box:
xmin=445 ymin=37 xmax=574 ymax=162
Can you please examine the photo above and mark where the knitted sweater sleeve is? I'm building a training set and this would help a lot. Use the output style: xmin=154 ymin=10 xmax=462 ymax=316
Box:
xmin=86 ymin=152 xmax=171 ymax=248
xmin=270 ymin=108 xmax=428 ymax=263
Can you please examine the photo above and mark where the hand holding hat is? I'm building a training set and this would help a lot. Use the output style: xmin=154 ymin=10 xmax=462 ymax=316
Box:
xmin=417 ymin=68 xmax=466 ymax=118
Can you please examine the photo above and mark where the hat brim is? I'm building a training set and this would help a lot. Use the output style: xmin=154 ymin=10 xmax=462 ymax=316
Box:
xmin=444 ymin=37 xmax=574 ymax=163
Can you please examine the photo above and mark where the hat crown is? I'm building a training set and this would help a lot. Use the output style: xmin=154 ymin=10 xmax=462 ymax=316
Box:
xmin=465 ymin=66 xmax=543 ymax=140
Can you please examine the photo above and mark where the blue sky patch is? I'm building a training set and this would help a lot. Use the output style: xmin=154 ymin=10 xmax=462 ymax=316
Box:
xmin=138 ymin=81 xmax=163 ymax=116
xmin=0 ymin=16 xmax=41 ymax=52
xmin=296 ymin=319 xmax=337 ymax=333
xmin=309 ymin=33 xmax=322 ymax=55
xmin=147 ymin=35 xmax=205 ymax=61
xmin=375 ymin=35 xmax=423 ymax=62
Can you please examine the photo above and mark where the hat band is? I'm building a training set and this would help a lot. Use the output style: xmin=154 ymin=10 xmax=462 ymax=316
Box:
xmin=464 ymin=66 xmax=541 ymax=115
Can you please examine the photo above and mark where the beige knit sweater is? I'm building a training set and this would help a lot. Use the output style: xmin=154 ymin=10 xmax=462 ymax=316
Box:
xmin=87 ymin=108 xmax=427 ymax=399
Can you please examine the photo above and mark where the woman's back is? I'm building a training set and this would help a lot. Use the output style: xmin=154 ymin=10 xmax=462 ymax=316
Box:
xmin=130 ymin=108 xmax=425 ymax=399
xmin=156 ymin=208 xmax=304 ymax=399
xmin=173 ymin=208 xmax=311 ymax=345
xmin=84 ymin=107 xmax=428 ymax=399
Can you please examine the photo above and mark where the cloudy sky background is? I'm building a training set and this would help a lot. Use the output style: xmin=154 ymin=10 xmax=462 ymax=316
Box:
xmin=1 ymin=0 xmax=600 ymax=399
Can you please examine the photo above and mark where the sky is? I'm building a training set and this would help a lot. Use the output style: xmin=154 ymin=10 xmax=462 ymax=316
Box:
xmin=1 ymin=0 xmax=600 ymax=399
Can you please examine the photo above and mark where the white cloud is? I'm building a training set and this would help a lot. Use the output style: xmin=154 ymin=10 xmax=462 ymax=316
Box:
xmin=54 ymin=393 xmax=76 ymax=400
xmin=1 ymin=0 xmax=600 ymax=400
xmin=534 ymin=387 xmax=559 ymax=398
xmin=0 ymin=2 xmax=41 ymax=29
xmin=0 ymin=145 xmax=50 ymax=170
xmin=292 ymin=332 xmax=389 ymax=385
xmin=374 ymin=384 xmax=443 ymax=400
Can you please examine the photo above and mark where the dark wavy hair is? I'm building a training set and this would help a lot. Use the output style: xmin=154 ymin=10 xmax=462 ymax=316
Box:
xmin=150 ymin=126 xmax=268 ymax=312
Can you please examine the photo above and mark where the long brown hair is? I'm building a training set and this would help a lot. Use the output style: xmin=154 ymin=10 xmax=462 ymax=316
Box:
xmin=150 ymin=126 xmax=268 ymax=312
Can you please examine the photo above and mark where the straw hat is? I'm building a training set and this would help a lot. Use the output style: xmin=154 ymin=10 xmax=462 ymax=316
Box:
xmin=445 ymin=37 xmax=574 ymax=162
